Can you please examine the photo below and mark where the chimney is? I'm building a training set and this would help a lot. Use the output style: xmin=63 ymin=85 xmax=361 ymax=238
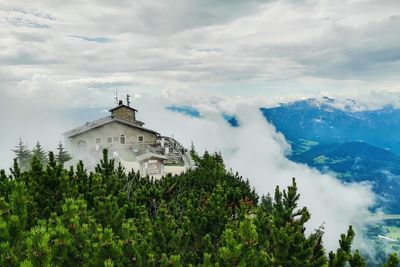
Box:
xmin=109 ymin=100 xmax=137 ymax=123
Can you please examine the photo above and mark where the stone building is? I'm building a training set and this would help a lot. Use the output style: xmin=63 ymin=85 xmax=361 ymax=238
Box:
xmin=63 ymin=99 xmax=192 ymax=176
xmin=64 ymin=100 xmax=159 ymax=158
xmin=136 ymin=152 xmax=168 ymax=176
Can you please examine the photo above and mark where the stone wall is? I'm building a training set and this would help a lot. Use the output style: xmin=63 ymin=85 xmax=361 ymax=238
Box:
xmin=111 ymin=107 xmax=136 ymax=122
xmin=67 ymin=121 xmax=157 ymax=156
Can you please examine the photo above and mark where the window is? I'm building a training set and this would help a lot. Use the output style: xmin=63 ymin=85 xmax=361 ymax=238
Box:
xmin=120 ymin=135 xmax=125 ymax=144
xmin=113 ymin=137 xmax=118 ymax=142
xmin=107 ymin=137 xmax=112 ymax=143
xmin=138 ymin=136 xmax=144 ymax=142
xmin=96 ymin=138 xmax=101 ymax=144
xmin=77 ymin=140 xmax=86 ymax=150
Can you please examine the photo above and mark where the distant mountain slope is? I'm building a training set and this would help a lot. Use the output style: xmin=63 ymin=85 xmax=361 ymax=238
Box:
xmin=291 ymin=141 xmax=400 ymax=212
xmin=291 ymin=141 xmax=400 ymax=181
xmin=260 ymin=99 xmax=400 ymax=155
xmin=261 ymin=99 xmax=400 ymax=212
xmin=292 ymin=141 xmax=400 ymax=171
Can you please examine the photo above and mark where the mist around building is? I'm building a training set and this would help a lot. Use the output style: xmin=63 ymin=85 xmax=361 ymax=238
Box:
xmin=63 ymin=94 xmax=194 ymax=179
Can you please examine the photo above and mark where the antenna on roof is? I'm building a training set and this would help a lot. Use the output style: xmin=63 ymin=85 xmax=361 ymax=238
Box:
xmin=114 ymin=90 xmax=119 ymax=105
xmin=126 ymin=94 xmax=131 ymax=107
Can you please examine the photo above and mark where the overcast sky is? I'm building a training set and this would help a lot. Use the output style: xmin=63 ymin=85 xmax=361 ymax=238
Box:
xmin=1 ymin=0 xmax=400 ymax=106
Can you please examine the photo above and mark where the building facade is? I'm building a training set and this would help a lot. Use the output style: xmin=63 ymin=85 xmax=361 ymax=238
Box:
xmin=63 ymin=99 xmax=192 ymax=176
xmin=64 ymin=101 xmax=159 ymax=157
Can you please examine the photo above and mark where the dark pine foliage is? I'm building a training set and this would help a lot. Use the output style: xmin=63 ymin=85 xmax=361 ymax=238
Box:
xmin=55 ymin=141 xmax=72 ymax=167
xmin=11 ymin=138 xmax=32 ymax=171
xmin=0 ymin=149 xmax=397 ymax=266
xmin=32 ymin=142 xmax=48 ymax=166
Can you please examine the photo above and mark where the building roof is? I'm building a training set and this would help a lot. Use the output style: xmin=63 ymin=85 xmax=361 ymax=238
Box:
xmin=63 ymin=116 xmax=159 ymax=138
xmin=136 ymin=152 xmax=168 ymax=162
xmin=109 ymin=104 xmax=137 ymax=112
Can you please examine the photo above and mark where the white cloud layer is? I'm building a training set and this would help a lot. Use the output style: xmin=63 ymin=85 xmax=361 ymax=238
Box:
xmin=136 ymin=94 xmax=377 ymax=253
xmin=1 ymin=0 xmax=400 ymax=97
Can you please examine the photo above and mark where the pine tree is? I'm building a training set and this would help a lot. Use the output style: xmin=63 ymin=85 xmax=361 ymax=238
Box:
xmin=11 ymin=138 xmax=32 ymax=171
xmin=55 ymin=142 xmax=72 ymax=166
xmin=328 ymin=226 xmax=369 ymax=267
xmin=1 ymin=150 xmax=398 ymax=265
xmin=32 ymin=142 xmax=48 ymax=165
xmin=384 ymin=253 xmax=400 ymax=267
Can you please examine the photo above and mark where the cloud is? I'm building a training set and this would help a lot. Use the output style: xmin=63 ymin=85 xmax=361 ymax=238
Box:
xmin=131 ymin=94 xmax=377 ymax=253
xmin=0 ymin=92 xmax=79 ymax=170
xmin=222 ymin=106 xmax=375 ymax=251
xmin=1 ymin=0 xmax=400 ymax=97
xmin=8 ymin=74 xmax=116 ymax=108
